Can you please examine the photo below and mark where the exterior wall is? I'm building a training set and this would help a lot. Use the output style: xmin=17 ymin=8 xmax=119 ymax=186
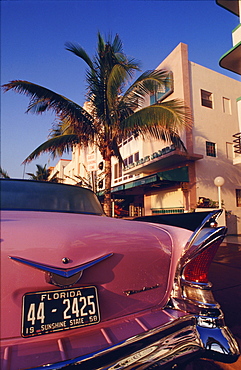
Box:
xmin=63 ymin=149 xmax=80 ymax=185
xmin=144 ymin=188 xmax=184 ymax=215
xmin=217 ymin=0 xmax=241 ymax=232
xmin=139 ymin=45 xmax=241 ymax=233
xmin=238 ymin=97 xmax=241 ymax=131
xmin=190 ymin=62 xmax=241 ymax=233
xmin=190 ymin=62 xmax=240 ymax=158
xmin=142 ymin=43 xmax=197 ymax=212
xmin=232 ymin=20 xmax=241 ymax=164
xmin=50 ymin=159 xmax=71 ymax=182
xmin=155 ymin=43 xmax=188 ymax=148
xmin=234 ymin=97 xmax=241 ymax=165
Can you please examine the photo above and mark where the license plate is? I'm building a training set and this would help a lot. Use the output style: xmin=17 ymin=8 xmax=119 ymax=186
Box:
xmin=22 ymin=286 xmax=100 ymax=337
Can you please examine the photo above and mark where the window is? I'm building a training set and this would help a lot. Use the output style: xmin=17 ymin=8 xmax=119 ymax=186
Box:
xmin=114 ymin=163 xmax=118 ymax=179
xmin=114 ymin=162 xmax=122 ymax=179
xmin=150 ymin=84 xmax=166 ymax=105
xmin=201 ymin=89 xmax=213 ymax=108
xmin=223 ymin=97 xmax=231 ymax=114
xmin=124 ymin=154 xmax=135 ymax=166
xmin=128 ymin=155 xmax=133 ymax=164
xmin=226 ymin=142 xmax=234 ymax=160
xmin=206 ymin=141 xmax=216 ymax=157
xmin=134 ymin=152 xmax=139 ymax=162
xmin=236 ymin=189 xmax=241 ymax=207
xmin=123 ymin=134 xmax=134 ymax=146
xmin=150 ymin=72 xmax=173 ymax=104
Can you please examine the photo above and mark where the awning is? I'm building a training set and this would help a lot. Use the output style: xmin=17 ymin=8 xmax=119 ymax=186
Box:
xmin=157 ymin=166 xmax=189 ymax=182
xmin=125 ymin=175 xmax=158 ymax=189
xmin=110 ymin=167 xmax=189 ymax=194
xmin=219 ymin=42 xmax=241 ymax=75
xmin=111 ymin=184 xmax=124 ymax=193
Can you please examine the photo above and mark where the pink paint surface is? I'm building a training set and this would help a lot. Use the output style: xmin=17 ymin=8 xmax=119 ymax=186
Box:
xmin=1 ymin=210 xmax=191 ymax=369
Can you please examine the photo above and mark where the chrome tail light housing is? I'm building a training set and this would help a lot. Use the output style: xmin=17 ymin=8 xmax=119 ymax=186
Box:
xmin=170 ymin=210 xmax=226 ymax=313
xmin=168 ymin=210 xmax=239 ymax=363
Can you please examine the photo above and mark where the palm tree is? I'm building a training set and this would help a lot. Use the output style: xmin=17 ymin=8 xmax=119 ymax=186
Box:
xmin=26 ymin=164 xmax=59 ymax=182
xmin=0 ymin=167 xmax=10 ymax=178
xmin=2 ymin=33 xmax=191 ymax=216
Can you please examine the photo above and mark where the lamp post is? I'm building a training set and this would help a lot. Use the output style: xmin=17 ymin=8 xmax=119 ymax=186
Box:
xmin=214 ymin=176 xmax=225 ymax=209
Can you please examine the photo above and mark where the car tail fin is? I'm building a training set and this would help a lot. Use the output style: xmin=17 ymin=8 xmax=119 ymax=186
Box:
xmin=170 ymin=210 xmax=227 ymax=314
xmin=182 ymin=238 xmax=220 ymax=284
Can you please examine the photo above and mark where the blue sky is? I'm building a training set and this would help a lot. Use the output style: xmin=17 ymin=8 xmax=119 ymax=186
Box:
xmin=1 ymin=0 xmax=240 ymax=178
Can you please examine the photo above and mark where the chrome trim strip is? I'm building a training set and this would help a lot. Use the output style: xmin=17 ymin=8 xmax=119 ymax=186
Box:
xmin=171 ymin=210 xmax=227 ymax=308
xmin=197 ymin=316 xmax=240 ymax=362
xmin=29 ymin=316 xmax=201 ymax=369
xmin=181 ymin=279 xmax=213 ymax=289
xmin=28 ymin=314 xmax=239 ymax=369
xmin=185 ymin=209 xmax=223 ymax=249
xmin=123 ymin=283 xmax=160 ymax=296
xmin=167 ymin=211 xmax=230 ymax=343
xmin=180 ymin=227 xmax=226 ymax=269
xmin=8 ymin=253 xmax=113 ymax=277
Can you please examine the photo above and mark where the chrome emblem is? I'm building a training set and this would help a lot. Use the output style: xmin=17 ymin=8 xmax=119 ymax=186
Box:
xmin=9 ymin=253 xmax=113 ymax=287
xmin=124 ymin=284 xmax=160 ymax=296
xmin=62 ymin=257 xmax=70 ymax=264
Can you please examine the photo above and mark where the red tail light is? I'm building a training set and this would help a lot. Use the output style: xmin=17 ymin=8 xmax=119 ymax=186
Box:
xmin=183 ymin=241 xmax=220 ymax=283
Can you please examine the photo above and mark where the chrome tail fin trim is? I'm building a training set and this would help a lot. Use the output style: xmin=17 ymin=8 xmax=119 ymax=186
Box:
xmin=171 ymin=210 xmax=227 ymax=313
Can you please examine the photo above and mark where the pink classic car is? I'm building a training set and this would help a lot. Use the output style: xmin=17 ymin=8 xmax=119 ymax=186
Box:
xmin=0 ymin=179 xmax=239 ymax=369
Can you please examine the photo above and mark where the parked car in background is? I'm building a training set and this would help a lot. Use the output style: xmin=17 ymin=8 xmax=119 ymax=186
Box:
xmin=0 ymin=179 xmax=239 ymax=369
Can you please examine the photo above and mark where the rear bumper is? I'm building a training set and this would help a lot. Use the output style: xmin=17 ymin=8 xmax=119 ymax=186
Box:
xmin=29 ymin=314 xmax=239 ymax=370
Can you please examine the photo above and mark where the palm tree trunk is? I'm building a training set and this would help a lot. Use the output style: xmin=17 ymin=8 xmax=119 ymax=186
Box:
xmin=103 ymin=151 xmax=112 ymax=217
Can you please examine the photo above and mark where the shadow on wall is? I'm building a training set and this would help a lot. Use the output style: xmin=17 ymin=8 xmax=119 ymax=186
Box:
xmin=194 ymin=128 xmax=241 ymax=197
xmin=226 ymin=212 xmax=239 ymax=235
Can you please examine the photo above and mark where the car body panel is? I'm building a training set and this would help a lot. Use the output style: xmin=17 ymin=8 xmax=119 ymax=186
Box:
xmin=1 ymin=307 xmax=187 ymax=370
xmin=1 ymin=210 xmax=192 ymax=342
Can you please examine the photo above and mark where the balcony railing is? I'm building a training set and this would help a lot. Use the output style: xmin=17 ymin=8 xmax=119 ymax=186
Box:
xmin=124 ymin=144 xmax=176 ymax=172
xmin=233 ymin=132 xmax=241 ymax=154
xmin=151 ymin=207 xmax=184 ymax=215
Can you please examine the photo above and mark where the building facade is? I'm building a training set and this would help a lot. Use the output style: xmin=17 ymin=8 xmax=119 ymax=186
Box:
xmin=216 ymin=0 xmax=241 ymax=166
xmin=51 ymin=42 xmax=241 ymax=234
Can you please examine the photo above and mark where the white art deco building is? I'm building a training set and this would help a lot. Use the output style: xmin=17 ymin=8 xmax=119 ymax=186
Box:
xmin=51 ymin=42 xmax=241 ymax=234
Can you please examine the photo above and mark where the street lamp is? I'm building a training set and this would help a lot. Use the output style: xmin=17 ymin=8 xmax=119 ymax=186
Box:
xmin=214 ymin=176 xmax=225 ymax=209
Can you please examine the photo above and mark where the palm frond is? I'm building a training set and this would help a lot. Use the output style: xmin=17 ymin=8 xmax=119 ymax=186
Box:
xmin=23 ymin=134 xmax=81 ymax=163
xmin=2 ymin=80 xmax=95 ymax=136
xmin=0 ymin=167 xmax=10 ymax=178
xmin=97 ymin=31 xmax=105 ymax=54
xmin=49 ymin=118 xmax=76 ymax=138
xmin=120 ymin=100 xmax=192 ymax=148
xmin=65 ymin=42 xmax=94 ymax=70
xmin=111 ymin=34 xmax=123 ymax=54
xmin=122 ymin=69 xmax=169 ymax=107
xmin=107 ymin=64 xmax=129 ymax=107
xmin=26 ymin=164 xmax=59 ymax=182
